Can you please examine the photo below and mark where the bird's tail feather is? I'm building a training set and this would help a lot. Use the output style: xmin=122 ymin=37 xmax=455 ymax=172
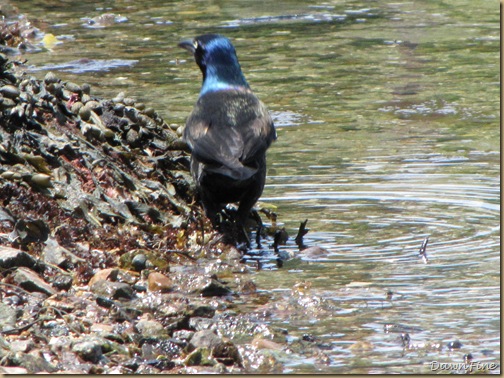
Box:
xmin=206 ymin=163 xmax=257 ymax=181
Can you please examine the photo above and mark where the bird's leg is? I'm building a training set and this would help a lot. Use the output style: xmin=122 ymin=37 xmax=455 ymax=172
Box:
xmin=250 ymin=209 xmax=263 ymax=248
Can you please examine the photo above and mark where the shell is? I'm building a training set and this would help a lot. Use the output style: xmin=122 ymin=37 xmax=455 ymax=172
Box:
xmin=123 ymin=97 xmax=135 ymax=106
xmin=71 ymin=101 xmax=84 ymax=114
xmin=31 ymin=173 xmax=52 ymax=188
xmin=44 ymin=71 xmax=59 ymax=84
xmin=65 ymin=82 xmax=82 ymax=94
xmin=79 ymin=106 xmax=91 ymax=121
xmin=0 ymin=85 xmax=21 ymax=99
xmin=81 ymin=83 xmax=91 ymax=95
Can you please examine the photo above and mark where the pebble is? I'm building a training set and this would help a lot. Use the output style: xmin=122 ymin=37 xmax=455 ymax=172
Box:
xmin=9 ymin=339 xmax=34 ymax=353
xmin=123 ymin=97 xmax=135 ymax=106
xmin=78 ymin=105 xmax=91 ymax=121
xmin=147 ymin=272 xmax=173 ymax=292
xmin=131 ymin=253 xmax=147 ymax=271
xmin=44 ymin=71 xmax=59 ymax=84
xmin=0 ymin=302 xmax=17 ymax=332
xmin=90 ymin=279 xmax=134 ymax=300
xmin=88 ymin=268 xmax=119 ymax=287
xmin=52 ymin=274 xmax=73 ymax=291
xmin=0 ymin=84 xmax=20 ymax=99
xmin=12 ymin=267 xmax=57 ymax=296
xmin=81 ymin=83 xmax=91 ymax=94
xmin=65 ymin=82 xmax=82 ymax=94
xmin=72 ymin=339 xmax=103 ymax=363
xmin=198 ymin=278 xmax=232 ymax=297
xmin=188 ymin=329 xmax=223 ymax=351
xmin=135 ymin=319 xmax=166 ymax=338
xmin=447 ymin=340 xmax=463 ymax=350
xmin=0 ymin=246 xmax=36 ymax=269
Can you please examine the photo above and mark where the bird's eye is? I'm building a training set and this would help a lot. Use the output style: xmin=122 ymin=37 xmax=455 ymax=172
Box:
xmin=193 ymin=40 xmax=199 ymax=50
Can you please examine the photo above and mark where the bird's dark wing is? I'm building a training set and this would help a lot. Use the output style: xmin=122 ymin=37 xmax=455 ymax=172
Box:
xmin=238 ymin=99 xmax=276 ymax=165
xmin=183 ymin=90 xmax=275 ymax=180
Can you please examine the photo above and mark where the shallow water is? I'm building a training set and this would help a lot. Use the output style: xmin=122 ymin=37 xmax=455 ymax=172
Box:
xmin=12 ymin=0 xmax=499 ymax=373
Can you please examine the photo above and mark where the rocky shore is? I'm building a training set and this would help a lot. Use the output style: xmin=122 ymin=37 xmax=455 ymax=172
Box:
xmin=0 ymin=18 xmax=299 ymax=374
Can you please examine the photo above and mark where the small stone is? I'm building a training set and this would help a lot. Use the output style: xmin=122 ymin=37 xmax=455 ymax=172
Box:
xmin=12 ymin=267 xmax=56 ymax=296
xmin=186 ymin=305 xmax=216 ymax=318
xmin=81 ymin=83 xmax=91 ymax=94
xmin=52 ymin=274 xmax=73 ymax=291
xmin=123 ymin=97 xmax=135 ymax=106
xmin=0 ymin=246 xmax=36 ymax=269
xmin=184 ymin=347 xmax=215 ymax=367
xmin=173 ymin=329 xmax=195 ymax=341
xmin=0 ymin=84 xmax=20 ymax=99
xmin=251 ymin=338 xmax=283 ymax=351
xmin=88 ymin=268 xmax=119 ymax=287
xmin=14 ymin=219 xmax=50 ymax=244
xmin=240 ymin=280 xmax=257 ymax=294
xmin=85 ymin=100 xmax=100 ymax=110
xmin=147 ymin=272 xmax=173 ymax=292
xmin=144 ymin=107 xmax=155 ymax=117
xmin=301 ymin=246 xmax=330 ymax=258
xmin=65 ymin=82 xmax=82 ymax=94
xmin=7 ymin=351 xmax=57 ymax=373
xmin=131 ymin=253 xmax=147 ymax=271
xmin=44 ymin=71 xmax=59 ymax=84
xmin=70 ymin=101 xmax=84 ymax=114
xmin=198 ymin=278 xmax=232 ymax=297
xmin=188 ymin=330 xmax=222 ymax=351
xmin=113 ymin=92 xmax=125 ymax=103
xmin=79 ymin=105 xmax=91 ymax=121
xmin=447 ymin=340 xmax=463 ymax=350
xmin=9 ymin=339 xmax=34 ymax=353
xmin=213 ymin=340 xmax=242 ymax=366
xmin=30 ymin=173 xmax=52 ymax=188
xmin=90 ymin=323 xmax=114 ymax=338
xmin=72 ymin=339 xmax=103 ymax=363
xmin=90 ymin=279 xmax=134 ymax=300
xmin=0 ymin=302 xmax=17 ymax=332
xmin=135 ymin=319 xmax=165 ymax=338
xmin=43 ymin=238 xmax=71 ymax=268
xmin=81 ymin=93 xmax=91 ymax=103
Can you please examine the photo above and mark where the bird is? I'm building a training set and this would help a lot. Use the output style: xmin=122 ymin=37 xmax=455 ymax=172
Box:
xmin=178 ymin=34 xmax=276 ymax=234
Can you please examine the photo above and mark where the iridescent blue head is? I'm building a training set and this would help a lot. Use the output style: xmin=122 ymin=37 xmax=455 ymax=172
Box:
xmin=179 ymin=34 xmax=250 ymax=96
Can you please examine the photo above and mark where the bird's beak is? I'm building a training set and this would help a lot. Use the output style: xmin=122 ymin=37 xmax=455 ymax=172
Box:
xmin=178 ymin=38 xmax=196 ymax=54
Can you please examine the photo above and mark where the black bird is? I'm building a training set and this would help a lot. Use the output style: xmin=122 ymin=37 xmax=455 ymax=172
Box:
xmin=178 ymin=34 xmax=276 ymax=230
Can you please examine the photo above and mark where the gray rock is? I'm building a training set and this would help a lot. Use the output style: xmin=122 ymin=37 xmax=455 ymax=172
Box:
xmin=199 ymin=278 xmax=232 ymax=297
xmin=9 ymin=339 xmax=34 ymax=353
xmin=186 ymin=305 xmax=216 ymax=318
xmin=7 ymin=351 xmax=57 ymax=373
xmin=0 ymin=246 xmax=36 ymax=269
xmin=135 ymin=319 xmax=165 ymax=338
xmin=0 ymin=302 xmax=17 ymax=332
xmin=131 ymin=253 xmax=147 ymax=271
xmin=90 ymin=279 xmax=134 ymax=300
xmin=11 ymin=267 xmax=56 ymax=296
xmin=72 ymin=339 xmax=104 ymax=363
xmin=52 ymin=274 xmax=73 ymax=291
xmin=188 ymin=317 xmax=214 ymax=331
xmin=173 ymin=329 xmax=195 ymax=341
xmin=188 ymin=330 xmax=222 ymax=351
xmin=43 ymin=237 xmax=84 ymax=268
